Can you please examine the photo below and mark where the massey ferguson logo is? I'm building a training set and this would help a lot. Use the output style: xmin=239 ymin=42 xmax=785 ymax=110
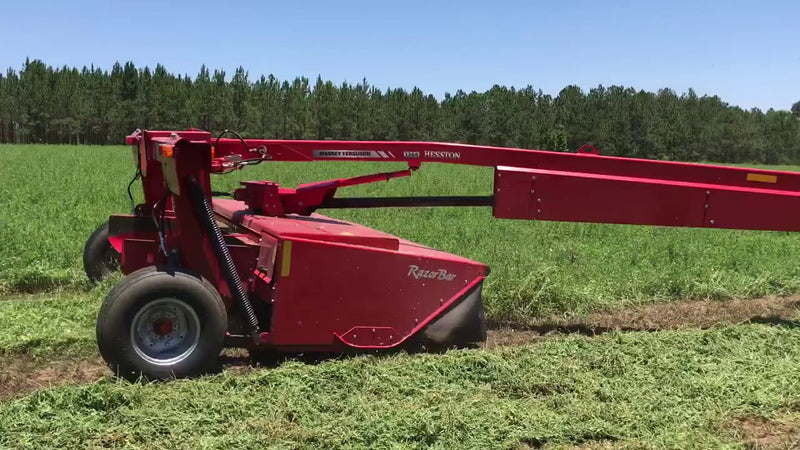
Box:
xmin=313 ymin=150 xmax=395 ymax=159
xmin=424 ymin=150 xmax=461 ymax=160
xmin=407 ymin=265 xmax=457 ymax=281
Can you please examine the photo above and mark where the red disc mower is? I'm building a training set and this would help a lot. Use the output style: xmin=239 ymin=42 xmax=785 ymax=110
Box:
xmin=87 ymin=129 xmax=800 ymax=380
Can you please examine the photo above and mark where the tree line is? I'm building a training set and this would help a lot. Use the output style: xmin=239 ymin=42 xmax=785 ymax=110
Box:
xmin=1 ymin=58 xmax=798 ymax=163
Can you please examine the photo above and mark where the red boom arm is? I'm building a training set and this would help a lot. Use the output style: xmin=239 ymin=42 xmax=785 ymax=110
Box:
xmin=129 ymin=129 xmax=800 ymax=233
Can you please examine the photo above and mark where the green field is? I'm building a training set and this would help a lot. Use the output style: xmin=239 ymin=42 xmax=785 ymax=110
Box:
xmin=3 ymin=144 xmax=800 ymax=448
xmin=2 ymin=324 xmax=800 ymax=449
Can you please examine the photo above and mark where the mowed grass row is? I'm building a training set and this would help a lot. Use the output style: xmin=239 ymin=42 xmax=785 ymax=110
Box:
xmin=2 ymin=323 xmax=800 ymax=448
xmin=3 ymin=145 xmax=800 ymax=319
xmin=0 ymin=291 xmax=102 ymax=357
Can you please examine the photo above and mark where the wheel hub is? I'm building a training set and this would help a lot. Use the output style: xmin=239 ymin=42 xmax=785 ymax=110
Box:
xmin=130 ymin=298 xmax=201 ymax=366
xmin=153 ymin=318 xmax=174 ymax=336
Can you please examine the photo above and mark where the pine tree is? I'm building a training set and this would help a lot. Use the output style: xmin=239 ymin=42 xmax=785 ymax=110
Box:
xmin=0 ymin=59 xmax=797 ymax=164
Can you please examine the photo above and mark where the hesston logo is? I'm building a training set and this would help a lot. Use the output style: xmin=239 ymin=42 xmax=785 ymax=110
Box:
xmin=424 ymin=150 xmax=461 ymax=160
xmin=407 ymin=265 xmax=457 ymax=281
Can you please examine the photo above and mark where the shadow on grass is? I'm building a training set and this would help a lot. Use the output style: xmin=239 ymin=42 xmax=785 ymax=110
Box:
xmin=216 ymin=341 xmax=471 ymax=372
xmin=748 ymin=316 xmax=800 ymax=329
xmin=489 ymin=314 xmax=800 ymax=339
xmin=218 ymin=351 xmax=346 ymax=370
xmin=487 ymin=319 xmax=635 ymax=337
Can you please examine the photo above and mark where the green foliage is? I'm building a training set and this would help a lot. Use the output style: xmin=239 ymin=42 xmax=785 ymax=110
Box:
xmin=0 ymin=60 xmax=798 ymax=164
xmin=3 ymin=145 xmax=800 ymax=320
xmin=3 ymin=324 xmax=800 ymax=448
xmin=548 ymin=124 xmax=568 ymax=152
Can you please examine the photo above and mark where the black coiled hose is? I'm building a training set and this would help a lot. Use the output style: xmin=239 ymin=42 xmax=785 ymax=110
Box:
xmin=187 ymin=178 xmax=261 ymax=342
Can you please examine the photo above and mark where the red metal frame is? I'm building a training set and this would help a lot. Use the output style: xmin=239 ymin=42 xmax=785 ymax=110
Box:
xmin=199 ymin=133 xmax=800 ymax=231
xmin=110 ymin=129 xmax=800 ymax=352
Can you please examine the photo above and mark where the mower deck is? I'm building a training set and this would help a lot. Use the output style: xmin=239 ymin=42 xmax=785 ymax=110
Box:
xmin=211 ymin=198 xmax=489 ymax=352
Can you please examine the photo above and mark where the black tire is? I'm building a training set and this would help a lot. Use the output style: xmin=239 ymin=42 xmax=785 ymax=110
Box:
xmin=83 ymin=221 xmax=120 ymax=283
xmin=97 ymin=266 xmax=228 ymax=381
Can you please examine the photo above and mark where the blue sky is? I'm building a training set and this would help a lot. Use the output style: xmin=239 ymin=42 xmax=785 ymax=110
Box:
xmin=1 ymin=0 xmax=797 ymax=110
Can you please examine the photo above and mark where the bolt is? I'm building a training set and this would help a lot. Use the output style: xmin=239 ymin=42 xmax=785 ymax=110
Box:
xmin=530 ymin=189 xmax=535 ymax=194
xmin=532 ymin=176 xmax=537 ymax=180
xmin=706 ymin=191 xmax=710 ymax=195
xmin=710 ymin=220 xmax=715 ymax=225
xmin=353 ymin=334 xmax=357 ymax=339
xmin=537 ymin=198 xmax=541 ymax=203
xmin=705 ymin=204 xmax=709 ymax=209
xmin=537 ymin=209 xmax=541 ymax=214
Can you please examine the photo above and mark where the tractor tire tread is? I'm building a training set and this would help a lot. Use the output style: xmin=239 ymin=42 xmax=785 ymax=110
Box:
xmin=83 ymin=221 xmax=120 ymax=282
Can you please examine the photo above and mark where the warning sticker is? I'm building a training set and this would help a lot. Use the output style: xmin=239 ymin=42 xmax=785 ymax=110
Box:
xmin=746 ymin=173 xmax=777 ymax=183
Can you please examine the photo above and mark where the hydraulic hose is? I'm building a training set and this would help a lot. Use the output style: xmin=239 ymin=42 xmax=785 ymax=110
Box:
xmin=187 ymin=178 xmax=261 ymax=342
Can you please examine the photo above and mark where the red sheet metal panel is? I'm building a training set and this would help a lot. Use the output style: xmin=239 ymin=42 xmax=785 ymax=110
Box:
xmin=120 ymin=238 xmax=164 ymax=273
xmin=267 ymin=236 xmax=486 ymax=350
xmin=702 ymin=188 xmax=800 ymax=231
xmin=494 ymin=166 xmax=800 ymax=231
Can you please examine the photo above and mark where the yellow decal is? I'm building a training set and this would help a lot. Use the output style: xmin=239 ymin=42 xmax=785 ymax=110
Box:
xmin=281 ymin=241 xmax=292 ymax=277
xmin=747 ymin=173 xmax=777 ymax=184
